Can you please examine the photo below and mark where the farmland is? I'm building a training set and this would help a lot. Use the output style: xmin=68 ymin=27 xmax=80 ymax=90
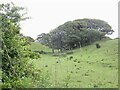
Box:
xmin=29 ymin=39 xmax=118 ymax=88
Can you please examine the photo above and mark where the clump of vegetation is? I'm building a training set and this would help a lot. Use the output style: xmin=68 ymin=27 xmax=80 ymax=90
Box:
xmin=93 ymin=84 xmax=98 ymax=88
xmin=73 ymin=59 xmax=77 ymax=62
xmin=84 ymin=73 xmax=89 ymax=76
xmin=69 ymin=56 xmax=73 ymax=60
xmin=37 ymin=18 xmax=113 ymax=53
xmin=0 ymin=3 xmax=49 ymax=88
xmin=78 ymin=61 xmax=80 ymax=63
xmin=56 ymin=59 xmax=60 ymax=63
xmin=96 ymin=43 xmax=101 ymax=48
xmin=44 ymin=65 xmax=48 ymax=67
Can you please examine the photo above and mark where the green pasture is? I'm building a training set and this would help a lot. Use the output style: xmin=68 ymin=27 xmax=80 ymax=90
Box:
xmin=29 ymin=39 xmax=118 ymax=88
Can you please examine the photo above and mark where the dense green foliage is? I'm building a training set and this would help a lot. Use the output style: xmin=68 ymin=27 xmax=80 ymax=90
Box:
xmin=37 ymin=19 xmax=113 ymax=53
xmin=0 ymin=3 xmax=41 ymax=88
xmin=19 ymin=34 xmax=35 ymax=45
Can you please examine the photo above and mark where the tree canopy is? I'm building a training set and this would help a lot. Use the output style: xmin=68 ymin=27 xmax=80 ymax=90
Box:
xmin=37 ymin=19 xmax=113 ymax=52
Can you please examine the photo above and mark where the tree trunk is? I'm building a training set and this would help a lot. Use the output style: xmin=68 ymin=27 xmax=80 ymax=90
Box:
xmin=52 ymin=48 xmax=54 ymax=53
xmin=78 ymin=42 xmax=81 ymax=48
xmin=58 ymin=49 xmax=59 ymax=52
xmin=60 ymin=48 xmax=62 ymax=53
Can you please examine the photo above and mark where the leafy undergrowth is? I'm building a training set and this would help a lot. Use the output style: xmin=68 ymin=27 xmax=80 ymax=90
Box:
xmin=23 ymin=39 xmax=119 ymax=87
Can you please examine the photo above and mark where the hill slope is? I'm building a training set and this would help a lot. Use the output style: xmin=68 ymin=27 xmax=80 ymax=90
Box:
xmin=29 ymin=42 xmax=52 ymax=52
xmin=29 ymin=39 xmax=118 ymax=88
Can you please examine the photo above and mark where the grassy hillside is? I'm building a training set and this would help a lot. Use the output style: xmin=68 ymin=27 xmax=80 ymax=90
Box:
xmin=30 ymin=39 xmax=118 ymax=88
xmin=29 ymin=42 xmax=52 ymax=52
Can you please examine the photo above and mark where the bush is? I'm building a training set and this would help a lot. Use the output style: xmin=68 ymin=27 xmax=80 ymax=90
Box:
xmin=73 ymin=59 xmax=77 ymax=62
xmin=69 ymin=56 xmax=73 ymax=60
xmin=78 ymin=61 xmax=80 ymax=63
xmin=96 ymin=43 xmax=101 ymax=48
xmin=0 ymin=3 xmax=49 ymax=88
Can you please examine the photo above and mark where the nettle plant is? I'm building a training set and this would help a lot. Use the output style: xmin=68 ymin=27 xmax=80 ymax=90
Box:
xmin=0 ymin=3 xmax=40 ymax=88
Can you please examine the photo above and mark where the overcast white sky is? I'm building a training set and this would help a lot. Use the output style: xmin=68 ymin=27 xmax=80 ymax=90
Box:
xmin=0 ymin=0 xmax=118 ymax=39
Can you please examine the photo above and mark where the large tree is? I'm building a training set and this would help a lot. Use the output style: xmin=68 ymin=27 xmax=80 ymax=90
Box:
xmin=37 ymin=19 xmax=113 ymax=52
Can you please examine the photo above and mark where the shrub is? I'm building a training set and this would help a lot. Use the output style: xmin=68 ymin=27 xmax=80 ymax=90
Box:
xmin=74 ymin=59 xmax=77 ymax=62
xmin=96 ymin=43 xmax=101 ymax=48
xmin=69 ymin=56 xmax=73 ymax=60
xmin=0 ymin=3 xmax=49 ymax=88
xmin=78 ymin=61 xmax=80 ymax=63
xmin=44 ymin=65 xmax=48 ymax=67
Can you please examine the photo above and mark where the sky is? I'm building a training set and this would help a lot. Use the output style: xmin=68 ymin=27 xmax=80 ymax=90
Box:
xmin=0 ymin=0 xmax=119 ymax=39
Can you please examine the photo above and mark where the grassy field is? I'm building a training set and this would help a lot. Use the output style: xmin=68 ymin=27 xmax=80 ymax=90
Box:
xmin=29 ymin=39 xmax=118 ymax=88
